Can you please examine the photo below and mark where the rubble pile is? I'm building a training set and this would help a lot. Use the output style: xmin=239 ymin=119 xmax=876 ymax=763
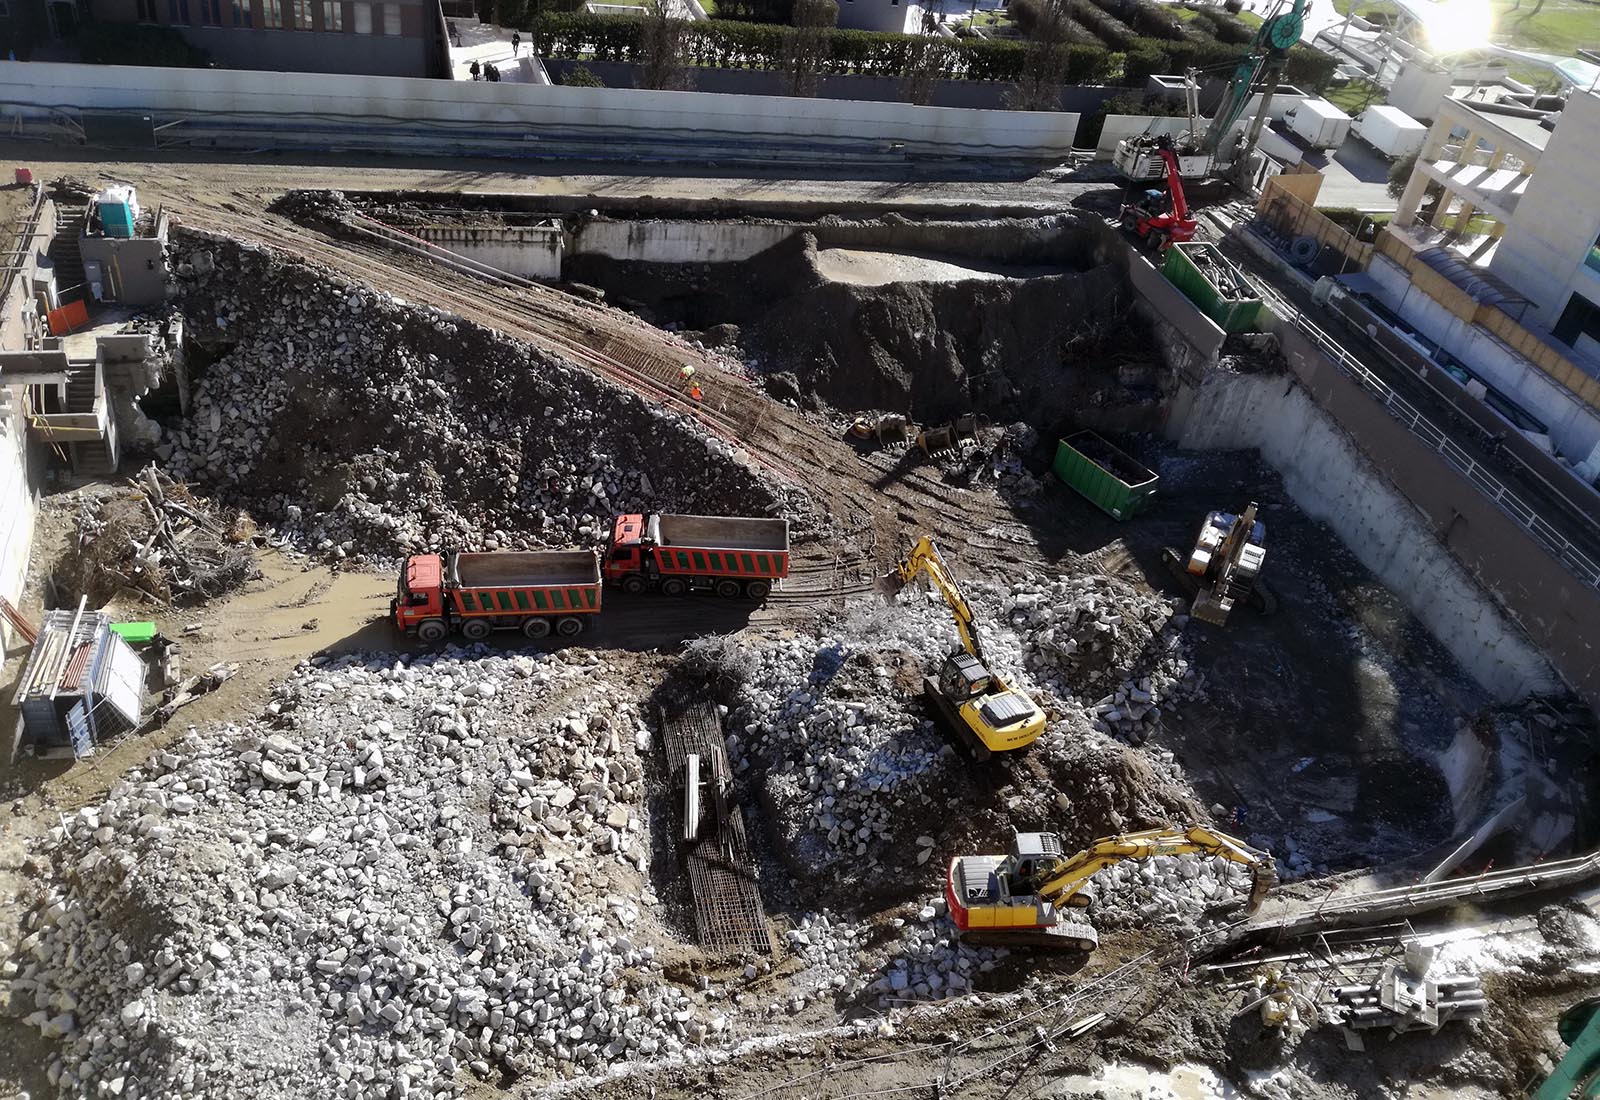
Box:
xmin=1002 ymin=574 xmax=1202 ymax=744
xmin=161 ymin=233 xmax=793 ymax=563
xmin=719 ymin=603 xmax=963 ymax=883
xmin=65 ymin=464 xmax=259 ymax=605
xmin=5 ymin=648 xmax=731 ymax=1100
xmin=1089 ymin=854 xmax=1264 ymax=932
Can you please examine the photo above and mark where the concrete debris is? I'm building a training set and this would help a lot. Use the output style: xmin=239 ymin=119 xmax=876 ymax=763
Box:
xmin=162 ymin=233 xmax=798 ymax=565
xmin=9 ymin=647 xmax=716 ymax=1098
xmin=1002 ymin=573 xmax=1200 ymax=745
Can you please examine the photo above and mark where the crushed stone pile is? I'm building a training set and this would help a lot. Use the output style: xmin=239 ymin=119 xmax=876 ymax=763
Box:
xmin=4 ymin=648 xmax=742 ymax=1100
xmin=1001 ymin=574 xmax=1202 ymax=745
xmin=714 ymin=601 xmax=965 ymax=886
xmin=1089 ymin=854 xmax=1264 ymax=932
xmin=161 ymin=233 xmax=794 ymax=564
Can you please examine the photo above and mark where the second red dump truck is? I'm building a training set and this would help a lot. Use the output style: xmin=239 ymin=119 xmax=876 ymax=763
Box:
xmin=602 ymin=513 xmax=789 ymax=599
xmin=393 ymin=550 xmax=603 ymax=642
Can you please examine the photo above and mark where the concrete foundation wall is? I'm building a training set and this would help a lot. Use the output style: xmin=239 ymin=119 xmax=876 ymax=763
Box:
xmin=0 ymin=401 xmax=34 ymax=619
xmin=414 ymin=225 xmax=564 ymax=279
xmin=572 ymin=220 xmax=795 ymax=265
xmin=81 ymin=224 xmax=168 ymax=307
xmin=1168 ymin=367 xmax=1560 ymax=703
xmin=0 ymin=60 xmax=1083 ymax=161
xmin=1126 ymin=250 xmax=1225 ymax=365
xmin=1367 ymin=255 xmax=1600 ymax=462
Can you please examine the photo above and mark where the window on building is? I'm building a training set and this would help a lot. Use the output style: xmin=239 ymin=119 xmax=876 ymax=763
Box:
xmin=168 ymin=0 xmax=190 ymax=21
xmin=293 ymin=0 xmax=313 ymax=26
xmin=136 ymin=0 xmax=159 ymax=20
xmin=381 ymin=0 xmax=400 ymax=34
xmin=200 ymin=0 xmax=221 ymax=23
xmin=351 ymin=0 xmax=371 ymax=30
xmin=263 ymin=0 xmax=282 ymax=25
xmin=230 ymin=0 xmax=252 ymax=24
xmin=1554 ymin=292 xmax=1600 ymax=350
xmin=321 ymin=0 xmax=342 ymax=28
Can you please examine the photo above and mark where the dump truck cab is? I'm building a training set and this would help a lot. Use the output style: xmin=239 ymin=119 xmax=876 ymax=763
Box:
xmin=392 ymin=554 xmax=446 ymax=634
xmin=602 ymin=514 xmax=649 ymax=586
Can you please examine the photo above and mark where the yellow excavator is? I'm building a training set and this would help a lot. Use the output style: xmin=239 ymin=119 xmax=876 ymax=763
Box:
xmin=946 ymin=825 xmax=1276 ymax=950
xmin=892 ymin=536 xmax=1046 ymax=759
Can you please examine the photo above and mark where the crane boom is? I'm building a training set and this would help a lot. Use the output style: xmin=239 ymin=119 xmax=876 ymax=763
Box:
xmin=1160 ymin=147 xmax=1190 ymax=224
xmin=894 ymin=536 xmax=984 ymax=663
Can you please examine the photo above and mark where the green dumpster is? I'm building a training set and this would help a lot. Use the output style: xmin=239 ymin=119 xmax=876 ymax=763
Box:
xmin=110 ymin=621 xmax=158 ymax=644
xmin=1052 ymin=431 xmax=1159 ymax=521
xmin=1163 ymin=242 xmax=1263 ymax=334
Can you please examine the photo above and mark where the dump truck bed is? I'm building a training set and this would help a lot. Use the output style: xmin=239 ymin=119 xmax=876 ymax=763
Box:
xmin=450 ymin=551 xmax=600 ymax=588
xmin=652 ymin=514 xmax=789 ymax=552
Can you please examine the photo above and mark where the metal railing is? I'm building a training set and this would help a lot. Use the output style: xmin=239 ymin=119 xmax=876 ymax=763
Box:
xmin=1284 ymin=305 xmax=1600 ymax=590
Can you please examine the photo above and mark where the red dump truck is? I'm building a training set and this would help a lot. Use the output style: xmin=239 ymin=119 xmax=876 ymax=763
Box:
xmin=602 ymin=513 xmax=789 ymax=599
xmin=392 ymin=550 xmax=603 ymax=642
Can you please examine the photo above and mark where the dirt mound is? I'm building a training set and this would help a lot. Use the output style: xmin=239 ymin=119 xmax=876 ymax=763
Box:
xmin=164 ymin=233 xmax=792 ymax=563
xmin=750 ymin=239 xmax=1138 ymax=424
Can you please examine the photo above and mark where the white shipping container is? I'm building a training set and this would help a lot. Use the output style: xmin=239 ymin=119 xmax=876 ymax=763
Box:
xmin=1353 ymin=104 xmax=1427 ymax=159
xmin=1286 ymin=99 xmax=1353 ymax=150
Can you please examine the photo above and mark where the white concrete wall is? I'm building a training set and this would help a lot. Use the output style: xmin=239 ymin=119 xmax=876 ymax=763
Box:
xmin=1490 ymin=89 xmax=1600 ymax=322
xmin=0 ymin=402 xmax=33 ymax=623
xmin=572 ymin=220 xmax=796 ymax=264
xmin=414 ymin=226 xmax=564 ymax=280
xmin=1094 ymin=91 xmax=1311 ymax=159
xmin=1169 ymin=370 xmax=1558 ymax=703
xmin=1366 ymin=255 xmax=1600 ymax=462
xmin=0 ymin=60 xmax=1082 ymax=160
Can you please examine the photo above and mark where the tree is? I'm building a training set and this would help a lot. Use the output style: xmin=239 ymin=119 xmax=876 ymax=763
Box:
xmin=1513 ymin=0 xmax=1546 ymax=21
xmin=562 ymin=64 xmax=606 ymax=86
xmin=900 ymin=34 xmax=946 ymax=105
xmin=637 ymin=0 xmax=694 ymax=90
xmin=1005 ymin=0 xmax=1070 ymax=111
xmin=782 ymin=0 xmax=837 ymax=98
xmin=1386 ymin=151 xmax=1417 ymax=200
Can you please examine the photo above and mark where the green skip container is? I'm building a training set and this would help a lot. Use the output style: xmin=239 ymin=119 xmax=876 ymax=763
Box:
xmin=1052 ymin=431 xmax=1159 ymax=521
xmin=1162 ymin=241 xmax=1264 ymax=334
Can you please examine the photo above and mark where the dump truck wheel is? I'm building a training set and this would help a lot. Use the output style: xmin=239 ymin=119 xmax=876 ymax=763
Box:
xmin=417 ymin=619 xmax=448 ymax=644
xmin=522 ymin=618 xmax=552 ymax=639
xmin=620 ymin=575 xmax=648 ymax=595
xmin=744 ymin=579 xmax=771 ymax=600
xmin=462 ymin=619 xmax=492 ymax=641
xmin=715 ymin=579 xmax=742 ymax=599
xmin=556 ymin=616 xmax=584 ymax=637
xmin=661 ymin=578 xmax=688 ymax=597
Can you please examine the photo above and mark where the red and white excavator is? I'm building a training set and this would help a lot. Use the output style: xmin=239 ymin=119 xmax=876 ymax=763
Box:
xmin=1118 ymin=134 xmax=1198 ymax=252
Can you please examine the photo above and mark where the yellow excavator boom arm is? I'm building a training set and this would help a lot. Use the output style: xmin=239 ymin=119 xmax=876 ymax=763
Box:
xmin=894 ymin=536 xmax=984 ymax=662
xmin=1035 ymin=825 xmax=1276 ymax=912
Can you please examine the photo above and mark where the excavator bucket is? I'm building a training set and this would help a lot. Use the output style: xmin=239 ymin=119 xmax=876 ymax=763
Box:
xmin=1246 ymin=861 xmax=1277 ymax=915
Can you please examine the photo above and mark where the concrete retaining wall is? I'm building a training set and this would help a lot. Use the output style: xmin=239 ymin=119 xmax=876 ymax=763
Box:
xmin=572 ymin=220 xmax=795 ymax=265
xmin=415 ymin=225 xmax=565 ymax=279
xmin=0 ymin=60 xmax=1083 ymax=162
xmin=0 ymin=402 xmax=34 ymax=622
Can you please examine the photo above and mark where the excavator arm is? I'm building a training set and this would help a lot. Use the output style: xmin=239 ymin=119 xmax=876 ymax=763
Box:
xmin=894 ymin=536 xmax=985 ymax=663
xmin=1033 ymin=825 xmax=1277 ymax=914
xmin=1160 ymin=147 xmax=1190 ymax=223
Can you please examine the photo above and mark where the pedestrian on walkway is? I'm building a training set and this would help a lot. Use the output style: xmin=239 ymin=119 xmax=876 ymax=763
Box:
xmin=469 ymin=58 xmax=481 ymax=81
xmin=511 ymin=31 xmax=521 ymax=55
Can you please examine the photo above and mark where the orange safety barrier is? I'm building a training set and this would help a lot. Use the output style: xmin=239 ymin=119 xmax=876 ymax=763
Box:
xmin=46 ymin=299 xmax=90 ymax=335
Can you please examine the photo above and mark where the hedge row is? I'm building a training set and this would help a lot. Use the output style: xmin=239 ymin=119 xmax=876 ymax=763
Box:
xmin=530 ymin=11 xmax=1335 ymax=91
xmin=533 ymin=12 xmax=1123 ymax=83
xmin=1084 ymin=0 xmax=1185 ymax=41
xmin=1066 ymin=0 xmax=1139 ymax=51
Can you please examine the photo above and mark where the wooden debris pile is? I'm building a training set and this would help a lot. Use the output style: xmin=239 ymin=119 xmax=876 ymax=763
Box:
xmin=70 ymin=465 xmax=259 ymax=605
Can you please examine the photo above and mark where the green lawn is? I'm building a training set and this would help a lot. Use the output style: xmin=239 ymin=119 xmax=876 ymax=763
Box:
xmin=1488 ymin=0 xmax=1599 ymax=57
xmin=968 ymin=8 xmax=1010 ymax=27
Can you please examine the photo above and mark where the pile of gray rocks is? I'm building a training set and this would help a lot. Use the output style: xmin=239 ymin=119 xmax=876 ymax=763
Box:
xmin=4 ymin=648 xmax=722 ymax=1100
xmin=161 ymin=232 xmax=790 ymax=564
xmin=1002 ymin=574 xmax=1203 ymax=745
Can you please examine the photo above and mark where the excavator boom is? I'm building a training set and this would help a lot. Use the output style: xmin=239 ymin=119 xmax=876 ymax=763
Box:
xmin=894 ymin=536 xmax=984 ymax=662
